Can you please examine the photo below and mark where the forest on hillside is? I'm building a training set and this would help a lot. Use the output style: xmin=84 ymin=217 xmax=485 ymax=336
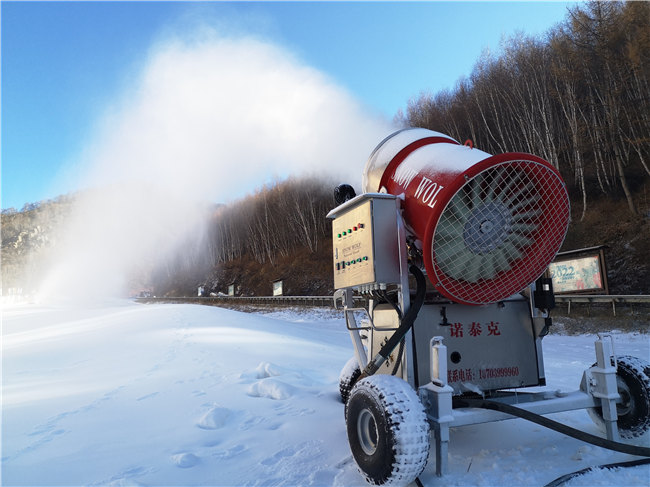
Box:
xmin=150 ymin=177 xmax=337 ymax=296
xmin=398 ymin=1 xmax=649 ymax=221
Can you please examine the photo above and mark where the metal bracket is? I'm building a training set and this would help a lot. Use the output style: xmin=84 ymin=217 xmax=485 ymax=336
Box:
xmin=419 ymin=336 xmax=454 ymax=477
xmin=582 ymin=334 xmax=621 ymax=442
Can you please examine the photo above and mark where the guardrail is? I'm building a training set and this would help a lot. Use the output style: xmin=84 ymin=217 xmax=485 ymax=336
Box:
xmin=136 ymin=294 xmax=649 ymax=316
xmin=554 ymin=295 xmax=650 ymax=316
xmin=135 ymin=295 xmax=367 ymax=308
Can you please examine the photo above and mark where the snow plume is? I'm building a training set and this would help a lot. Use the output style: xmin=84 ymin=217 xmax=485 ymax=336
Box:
xmin=37 ymin=27 xmax=392 ymax=301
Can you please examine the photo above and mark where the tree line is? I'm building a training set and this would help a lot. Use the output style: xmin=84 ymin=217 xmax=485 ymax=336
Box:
xmin=398 ymin=1 xmax=649 ymax=220
xmin=149 ymin=176 xmax=337 ymax=295
xmin=206 ymin=177 xmax=334 ymax=266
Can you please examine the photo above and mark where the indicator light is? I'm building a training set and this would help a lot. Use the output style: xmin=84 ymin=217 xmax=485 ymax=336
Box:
xmin=358 ymin=223 xmax=365 ymax=229
xmin=337 ymin=233 xmax=342 ymax=238
xmin=353 ymin=226 xmax=357 ymax=231
xmin=363 ymin=256 xmax=368 ymax=261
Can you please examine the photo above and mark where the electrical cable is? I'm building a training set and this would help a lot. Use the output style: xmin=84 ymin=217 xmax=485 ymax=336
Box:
xmin=379 ymin=290 xmax=403 ymax=320
xmin=543 ymin=458 xmax=650 ymax=487
xmin=456 ymin=397 xmax=650 ymax=457
xmin=412 ymin=397 xmax=650 ymax=487
xmin=360 ymin=265 xmax=426 ymax=379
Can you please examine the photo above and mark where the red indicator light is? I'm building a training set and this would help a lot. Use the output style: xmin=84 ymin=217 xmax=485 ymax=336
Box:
xmin=358 ymin=223 xmax=364 ymax=229
xmin=353 ymin=226 xmax=357 ymax=231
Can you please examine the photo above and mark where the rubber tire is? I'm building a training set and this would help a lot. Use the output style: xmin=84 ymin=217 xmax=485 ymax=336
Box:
xmin=345 ymin=375 xmax=429 ymax=486
xmin=339 ymin=357 xmax=362 ymax=404
xmin=583 ymin=355 xmax=650 ymax=439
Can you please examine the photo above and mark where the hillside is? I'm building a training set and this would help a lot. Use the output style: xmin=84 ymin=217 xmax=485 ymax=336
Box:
xmin=1 ymin=195 xmax=75 ymax=297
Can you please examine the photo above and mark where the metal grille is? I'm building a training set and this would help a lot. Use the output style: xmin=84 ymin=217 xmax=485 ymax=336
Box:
xmin=431 ymin=160 xmax=570 ymax=304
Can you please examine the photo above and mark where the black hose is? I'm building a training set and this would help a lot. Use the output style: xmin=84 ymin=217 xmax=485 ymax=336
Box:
xmin=360 ymin=265 xmax=426 ymax=378
xmin=457 ymin=397 xmax=650 ymax=457
xmin=543 ymin=458 xmax=650 ymax=487
xmin=390 ymin=338 xmax=405 ymax=376
xmin=377 ymin=290 xmax=410 ymax=380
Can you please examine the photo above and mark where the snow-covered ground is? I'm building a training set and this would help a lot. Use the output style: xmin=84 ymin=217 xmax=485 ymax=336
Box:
xmin=2 ymin=301 xmax=648 ymax=486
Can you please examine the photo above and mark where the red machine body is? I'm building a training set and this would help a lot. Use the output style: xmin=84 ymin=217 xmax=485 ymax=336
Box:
xmin=363 ymin=128 xmax=570 ymax=305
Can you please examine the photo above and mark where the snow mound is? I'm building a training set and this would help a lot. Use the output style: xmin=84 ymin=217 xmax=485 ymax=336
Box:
xmin=196 ymin=406 xmax=231 ymax=430
xmin=171 ymin=452 xmax=200 ymax=468
xmin=247 ymin=378 xmax=295 ymax=400
xmin=240 ymin=361 xmax=285 ymax=380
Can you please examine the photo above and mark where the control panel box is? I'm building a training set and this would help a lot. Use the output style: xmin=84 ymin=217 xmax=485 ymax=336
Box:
xmin=327 ymin=194 xmax=402 ymax=289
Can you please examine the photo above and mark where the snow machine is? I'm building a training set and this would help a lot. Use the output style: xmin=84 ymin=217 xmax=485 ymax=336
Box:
xmin=328 ymin=129 xmax=650 ymax=486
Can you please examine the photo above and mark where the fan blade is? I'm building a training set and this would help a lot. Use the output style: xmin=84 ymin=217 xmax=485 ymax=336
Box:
xmin=510 ymin=194 xmax=540 ymax=211
xmin=509 ymin=233 xmax=533 ymax=248
xmin=471 ymin=173 xmax=485 ymax=209
xmin=499 ymin=173 xmax=525 ymax=201
xmin=502 ymin=242 xmax=523 ymax=262
xmin=512 ymin=209 xmax=542 ymax=220
xmin=511 ymin=222 xmax=538 ymax=234
xmin=479 ymin=254 xmax=497 ymax=280
xmin=447 ymin=197 xmax=470 ymax=223
xmin=503 ymin=183 xmax=535 ymax=207
xmin=434 ymin=218 xmax=464 ymax=239
xmin=493 ymin=248 xmax=512 ymax=273
xmin=463 ymin=255 xmax=482 ymax=283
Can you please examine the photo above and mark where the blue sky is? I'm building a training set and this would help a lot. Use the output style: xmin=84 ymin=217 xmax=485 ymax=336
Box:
xmin=1 ymin=1 xmax=579 ymax=210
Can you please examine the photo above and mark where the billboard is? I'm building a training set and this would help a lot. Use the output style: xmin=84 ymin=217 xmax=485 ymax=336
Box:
xmin=272 ymin=280 xmax=283 ymax=296
xmin=548 ymin=255 xmax=605 ymax=294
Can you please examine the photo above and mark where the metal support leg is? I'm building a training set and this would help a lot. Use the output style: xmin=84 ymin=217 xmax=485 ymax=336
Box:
xmin=346 ymin=309 xmax=368 ymax=368
xmin=433 ymin=422 xmax=449 ymax=477
xmin=419 ymin=337 xmax=454 ymax=477
xmin=584 ymin=334 xmax=621 ymax=442
xmin=334 ymin=288 xmax=368 ymax=368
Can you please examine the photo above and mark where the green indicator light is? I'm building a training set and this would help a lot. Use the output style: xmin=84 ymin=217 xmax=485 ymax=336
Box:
xmin=337 ymin=233 xmax=341 ymax=238
xmin=348 ymin=229 xmax=352 ymax=233
xmin=357 ymin=258 xmax=362 ymax=263
xmin=363 ymin=256 xmax=368 ymax=261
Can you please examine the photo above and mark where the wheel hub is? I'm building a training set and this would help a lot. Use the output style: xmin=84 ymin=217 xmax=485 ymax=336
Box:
xmin=616 ymin=376 xmax=633 ymax=417
xmin=357 ymin=408 xmax=379 ymax=455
